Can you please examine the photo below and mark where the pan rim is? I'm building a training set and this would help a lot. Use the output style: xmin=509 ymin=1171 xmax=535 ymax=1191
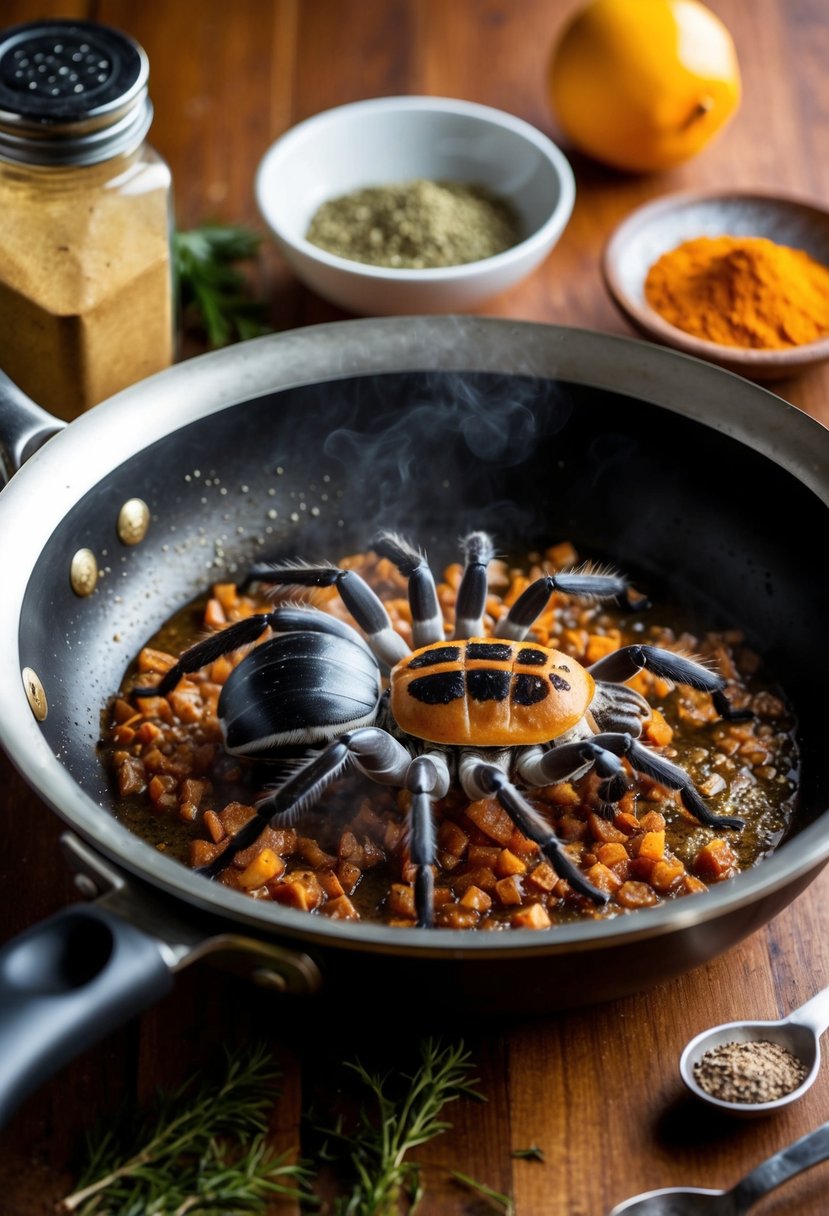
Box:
xmin=1 ymin=317 xmax=827 ymax=956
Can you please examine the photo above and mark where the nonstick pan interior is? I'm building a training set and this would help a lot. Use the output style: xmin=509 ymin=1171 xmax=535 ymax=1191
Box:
xmin=19 ymin=369 xmax=828 ymax=835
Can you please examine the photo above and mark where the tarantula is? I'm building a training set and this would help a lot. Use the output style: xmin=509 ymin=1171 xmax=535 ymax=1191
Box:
xmin=137 ymin=532 xmax=747 ymax=927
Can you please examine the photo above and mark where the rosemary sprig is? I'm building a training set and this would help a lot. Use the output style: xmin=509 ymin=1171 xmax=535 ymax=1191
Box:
xmin=451 ymin=1170 xmax=516 ymax=1215
xmin=61 ymin=1042 xmax=309 ymax=1216
xmin=315 ymin=1037 xmax=482 ymax=1215
xmin=173 ymin=223 xmax=271 ymax=348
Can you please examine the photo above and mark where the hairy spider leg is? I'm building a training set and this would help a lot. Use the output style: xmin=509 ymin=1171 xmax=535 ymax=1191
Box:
xmin=133 ymin=605 xmax=373 ymax=699
xmin=518 ymin=733 xmax=745 ymax=830
xmin=497 ymin=570 xmax=630 ymax=641
xmin=453 ymin=531 xmax=495 ymax=640
xmin=371 ymin=531 xmax=444 ymax=648
xmin=459 ymin=754 xmax=608 ymax=904
xmin=404 ymin=752 xmax=451 ymax=928
xmin=588 ymin=644 xmax=753 ymax=721
xmin=247 ymin=563 xmax=409 ymax=668
xmin=196 ymin=726 xmax=415 ymax=878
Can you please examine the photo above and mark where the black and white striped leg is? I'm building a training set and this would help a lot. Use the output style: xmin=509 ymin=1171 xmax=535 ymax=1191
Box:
xmin=518 ymin=732 xmax=745 ymax=830
xmin=247 ymin=562 xmax=409 ymax=668
xmin=497 ymin=570 xmax=629 ymax=641
xmin=133 ymin=605 xmax=372 ymax=698
xmin=404 ymin=754 xmax=449 ymax=928
xmin=197 ymin=726 xmax=413 ymax=879
xmin=453 ymin=531 xmax=494 ymax=639
xmin=588 ymin=645 xmax=753 ymax=721
xmin=462 ymin=758 xmax=608 ymax=904
xmin=371 ymin=531 xmax=445 ymax=648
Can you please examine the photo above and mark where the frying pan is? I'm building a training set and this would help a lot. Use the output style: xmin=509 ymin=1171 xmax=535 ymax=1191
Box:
xmin=0 ymin=317 xmax=827 ymax=1128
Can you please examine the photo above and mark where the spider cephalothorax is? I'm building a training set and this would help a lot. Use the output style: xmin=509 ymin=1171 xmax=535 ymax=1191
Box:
xmin=137 ymin=531 xmax=749 ymax=927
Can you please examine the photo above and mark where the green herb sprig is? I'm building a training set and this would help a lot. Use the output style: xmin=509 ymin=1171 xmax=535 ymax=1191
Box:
xmin=60 ymin=1042 xmax=309 ymax=1216
xmin=315 ymin=1037 xmax=482 ymax=1215
xmin=451 ymin=1169 xmax=516 ymax=1215
xmin=173 ymin=224 xmax=271 ymax=348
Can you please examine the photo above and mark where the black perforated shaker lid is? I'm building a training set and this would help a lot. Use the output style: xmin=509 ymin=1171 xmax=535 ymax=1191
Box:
xmin=0 ymin=19 xmax=152 ymax=165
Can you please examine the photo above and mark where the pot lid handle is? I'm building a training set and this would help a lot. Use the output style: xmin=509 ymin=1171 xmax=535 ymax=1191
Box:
xmin=0 ymin=369 xmax=65 ymax=486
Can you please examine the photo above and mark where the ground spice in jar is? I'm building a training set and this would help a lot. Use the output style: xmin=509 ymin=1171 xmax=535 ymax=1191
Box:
xmin=305 ymin=179 xmax=522 ymax=268
xmin=644 ymin=234 xmax=829 ymax=350
xmin=693 ymin=1039 xmax=807 ymax=1104
xmin=0 ymin=21 xmax=173 ymax=420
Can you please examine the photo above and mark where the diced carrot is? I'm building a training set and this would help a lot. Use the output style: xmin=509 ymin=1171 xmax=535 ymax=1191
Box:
xmin=526 ymin=860 xmax=558 ymax=892
xmin=638 ymin=830 xmax=665 ymax=862
xmin=437 ymin=819 xmax=470 ymax=858
xmin=433 ymin=886 xmax=454 ymax=908
xmin=596 ymin=842 xmax=629 ymax=870
xmin=639 ymin=810 xmax=666 ymax=832
xmin=650 ymin=858 xmax=686 ymax=892
xmin=321 ymin=895 xmax=359 ymax=920
xmin=587 ymin=812 xmax=628 ymax=844
xmin=203 ymin=809 xmax=225 ymax=843
xmin=464 ymin=798 xmax=515 ymax=845
xmin=203 ymin=598 xmax=227 ymax=630
xmin=137 ymin=647 xmax=177 ymax=674
xmin=112 ymin=697 xmax=138 ymax=723
xmin=238 ymin=848 xmax=284 ymax=891
xmin=111 ymin=724 xmax=136 ymax=746
xmin=583 ymin=861 xmax=623 ymax=894
xmin=614 ymin=811 xmax=641 ymax=836
xmin=190 ymin=838 xmax=224 ymax=868
xmin=296 ymin=836 xmax=336 ymax=869
xmin=693 ymin=838 xmax=738 ymax=882
xmin=643 ymin=708 xmax=673 ymax=746
xmin=452 ymin=867 xmax=498 ymax=894
xmin=337 ymin=860 xmax=362 ymax=894
xmin=495 ymin=875 xmax=524 ymax=907
xmin=388 ymin=884 xmax=416 ymax=919
xmin=683 ymin=874 xmax=708 ymax=895
xmin=135 ymin=720 xmax=163 ymax=746
xmin=117 ymin=756 xmax=146 ymax=797
xmin=169 ymin=686 xmax=204 ymax=724
xmin=511 ymin=903 xmax=552 ymax=930
xmin=539 ymin=781 xmax=581 ymax=806
xmin=213 ymin=583 xmax=239 ymax=613
xmin=467 ymin=844 xmax=501 ymax=868
xmin=496 ymin=848 xmax=527 ymax=878
xmin=459 ymin=885 xmax=493 ymax=912
xmin=317 ymin=870 xmax=346 ymax=900
xmin=508 ymin=829 xmax=539 ymax=858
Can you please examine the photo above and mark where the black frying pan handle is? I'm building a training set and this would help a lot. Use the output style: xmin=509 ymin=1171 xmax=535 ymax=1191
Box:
xmin=0 ymin=369 xmax=65 ymax=485
xmin=0 ymin=903 xmax=174 ymax=1127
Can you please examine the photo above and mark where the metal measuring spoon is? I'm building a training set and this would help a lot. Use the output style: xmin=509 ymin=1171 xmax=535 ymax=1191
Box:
xmin=609 ymin=1120 xmax=829 ymax=1214
xmin=679 ymin=986 xmax=829 ymax=1114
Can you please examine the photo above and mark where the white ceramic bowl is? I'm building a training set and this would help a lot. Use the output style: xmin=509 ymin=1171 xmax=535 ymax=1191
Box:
xmin=255 ymin=96 xmax=575 ymax=314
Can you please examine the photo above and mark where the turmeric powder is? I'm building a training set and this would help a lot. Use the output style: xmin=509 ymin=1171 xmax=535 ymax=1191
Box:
xmin=644 ymin=235 xmax=829 ymax=350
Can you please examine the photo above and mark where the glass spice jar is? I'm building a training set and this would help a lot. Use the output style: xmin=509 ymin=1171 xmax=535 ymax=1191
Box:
xmin=0 ymin=19 xmax=174 ymax=420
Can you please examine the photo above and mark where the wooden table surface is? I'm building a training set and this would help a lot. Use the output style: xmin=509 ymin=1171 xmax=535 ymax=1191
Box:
xmin=2 ymin=2 xmax=828 ymax=1213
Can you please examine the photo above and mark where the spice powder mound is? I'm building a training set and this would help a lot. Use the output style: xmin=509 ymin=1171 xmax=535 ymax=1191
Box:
xmin=644 ymin=234 xmax=829 ymax=350
xmin=305 ymin=179 xmax=522 ymax=268
xmin=693 ymin=1039 xmax=807 ymax=1104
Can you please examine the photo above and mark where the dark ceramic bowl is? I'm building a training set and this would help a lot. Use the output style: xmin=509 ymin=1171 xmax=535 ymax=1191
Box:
xmin=602 ymin=190 xmax=829 ymax=380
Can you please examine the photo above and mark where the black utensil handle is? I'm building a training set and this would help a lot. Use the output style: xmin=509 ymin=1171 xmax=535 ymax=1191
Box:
xmin=0 ymin=903 xmax=174 ymax=1128
xmin=729 ymin=1121 xmax=829 ymax=1212
xmin=0 ymin=369 xmax=64 ymax=485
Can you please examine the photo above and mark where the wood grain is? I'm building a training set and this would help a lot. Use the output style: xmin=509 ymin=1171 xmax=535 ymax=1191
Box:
xmin=1 ymin=2 xmax=828 ymax=1213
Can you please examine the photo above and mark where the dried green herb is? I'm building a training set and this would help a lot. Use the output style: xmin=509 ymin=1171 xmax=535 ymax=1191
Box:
xmin=313 ymin=1037 xmax=482 ymax=1215
xmin=60 ymin=1043 xmax=309 ymax=1216
xmin=511 ymin=1145 xmax=545 ymax=1162
xmin=173 ymin=224 xmax=271 ymax=348
xmin=306 ymin=179 xmax=522 ymax=269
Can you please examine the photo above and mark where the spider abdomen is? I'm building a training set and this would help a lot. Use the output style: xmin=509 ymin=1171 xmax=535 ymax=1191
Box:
xmin=390 ymin=638 xmax=594 ymax=746
xmin=219 ymin=631 xmax=381 ymax=755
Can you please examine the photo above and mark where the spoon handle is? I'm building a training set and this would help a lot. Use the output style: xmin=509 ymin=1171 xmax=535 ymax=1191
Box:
xmin=728 ymin=1122 xmax=829 ymax=1212
xmin=787 ymin=985 xmax=829 ymax=1037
